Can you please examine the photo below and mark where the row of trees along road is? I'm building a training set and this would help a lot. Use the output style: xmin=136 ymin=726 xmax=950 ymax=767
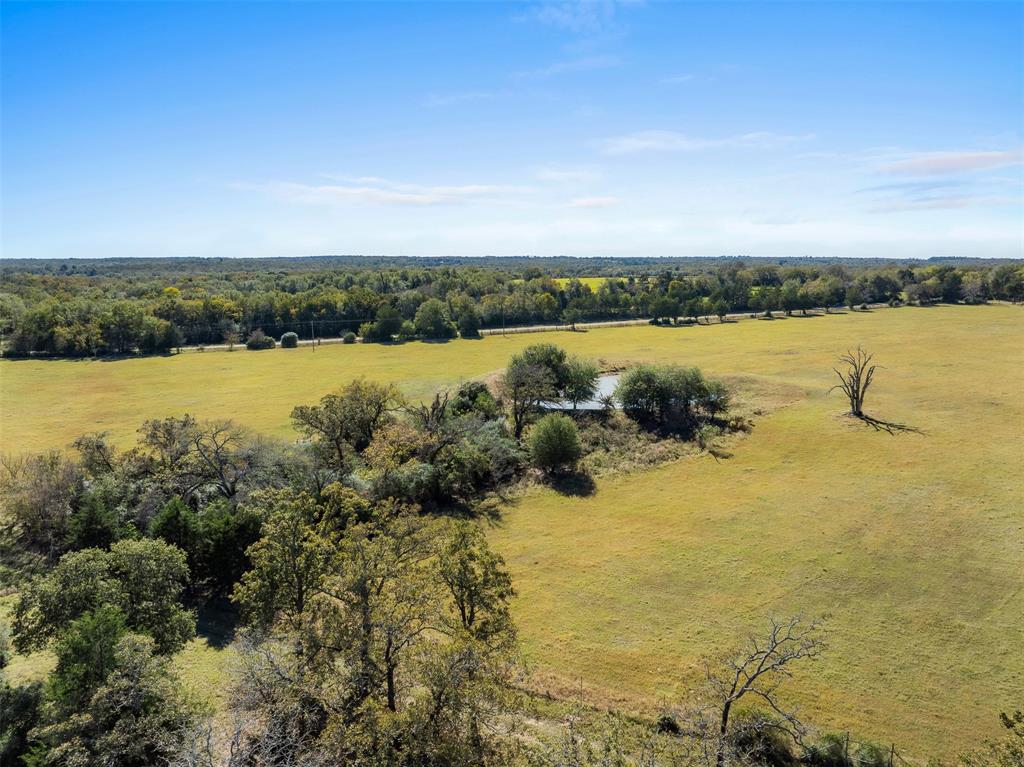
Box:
xmin=3 ymin=257 xmax=1019 ymax=356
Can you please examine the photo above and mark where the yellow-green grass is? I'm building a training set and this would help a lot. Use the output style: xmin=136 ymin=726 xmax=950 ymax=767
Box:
xmin=553 ymin=276 xmax=607 ymax=289
xmin=2 ymin=305 xmax=1022 ymax=757
xmin=513 ymin=277 xmax=608 ymax=289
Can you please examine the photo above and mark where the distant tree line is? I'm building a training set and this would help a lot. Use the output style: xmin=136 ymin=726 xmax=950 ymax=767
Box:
xmin=2 ymin=257 xmax=1020 ymax=356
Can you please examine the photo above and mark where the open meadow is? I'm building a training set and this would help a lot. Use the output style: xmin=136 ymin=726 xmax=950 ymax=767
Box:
xmin=2 ymin=304 xmax=1022 ymax=758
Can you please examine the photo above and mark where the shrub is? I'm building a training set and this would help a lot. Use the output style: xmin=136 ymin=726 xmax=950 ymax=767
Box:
xmin=461 ymin=418 xmax=525 ymax=484
xmin=655 ymin=713 xmax=680 ymax=735
xmin=451 ymin=381 xmax=500 ymax=419
xmin=398 ymin=320 xmax=417 ymax=341
xmin=802 ymin=733 xmax=851 ymax=767
xmin=528 ymin=413 xmax=581 ymax=474
xmin=731 ymin=714 xmax=796 ymax=767
xmin=854 ymin=742 xmax=889 ymax=767
xmin=280 ymin=331 xmax=299 ymax=348
xmin=246 ymin=329 xmax=275 ymax=350
xmin=343 ymin=331 xmax=357 ymax=344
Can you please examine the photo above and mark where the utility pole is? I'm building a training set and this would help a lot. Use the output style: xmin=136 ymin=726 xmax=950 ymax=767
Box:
xmin=311 ymin=320 xmax=315 ymax=352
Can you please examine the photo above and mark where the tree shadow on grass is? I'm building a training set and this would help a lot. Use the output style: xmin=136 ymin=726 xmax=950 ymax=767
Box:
xmin=195 ymin=599 xmax=240 ymax=649
xmin=706 ymin=446 xmax=734 ymax=461
xmin=546 ymin=470 xmax=597 ymax=497
xmin=857 ymin=413 xmax=925 ymax=436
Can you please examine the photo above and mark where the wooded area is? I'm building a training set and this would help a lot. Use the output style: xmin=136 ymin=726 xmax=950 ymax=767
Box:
xmin=3 ymin=257 xmax=1021 ymax=357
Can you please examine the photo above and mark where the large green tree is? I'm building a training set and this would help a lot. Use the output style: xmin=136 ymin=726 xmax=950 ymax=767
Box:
xmin=500 ymin=354 xmax=557 ymax=440
xmin=291 ymin=379 xmax=403 ymax=466
xmin=13 ymin=539 xmax=195 ymax=656
xmin=562 ymin=357 xmax=599 ymax=410
xmin=414 ymin=298 xmax=457 ymax=339
xmin=29 ymin=634 xmax=198 ymax=767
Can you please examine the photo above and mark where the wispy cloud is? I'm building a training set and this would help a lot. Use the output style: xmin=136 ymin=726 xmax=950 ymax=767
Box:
xmin=858 ymin=179 xmax=966 ymax=195
xmin=568 ymin=195 xmax=619 ymax=208
xmin=858 ymin=174 xmax=1022 ymax=213
xmin=597 ymin=130 xmax=814 ymax=155
xmin=661 ymin=73 xmax=698 ymax=84
xmin=870 ymin=195 xmax=1020 ymax=213
xmin=423 ymin=90 xmax=498 ymax=108
xmin=517 ymin=0 xmax=632 ymax=35
xmin=515 ymin=54 xmax=619 ymax=79
xmin=879 ymin=150 xmax=1023 ymax=176
xmin=234 ymin=177 xmax=531 ymax=207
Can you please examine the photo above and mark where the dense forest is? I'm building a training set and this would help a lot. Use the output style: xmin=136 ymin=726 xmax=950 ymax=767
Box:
xmin=2 ymin=257 xmax=1022 ymax=357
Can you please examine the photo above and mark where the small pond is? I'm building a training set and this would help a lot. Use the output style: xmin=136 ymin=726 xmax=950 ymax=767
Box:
xmin=544 ymin=373 xmax=620 ymax=411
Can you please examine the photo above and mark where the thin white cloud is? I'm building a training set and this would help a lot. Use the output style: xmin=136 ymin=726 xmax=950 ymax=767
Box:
xmin=516 ymin=0 xmax=628 ymax=35
xmin=870 ymin=195 xmax=1021 ymax=213
xmin=515 ymin=54 xmax=619 ymax=79
xmin=234 ymin=177 xmax=532 ymax=207
xmin=879 ymin=150 xmax=1023 ymax=176
xmin=597 ymin=130 xmax=814 ymax=155
xmin=568 ymin=196 xmax=619 ymax=208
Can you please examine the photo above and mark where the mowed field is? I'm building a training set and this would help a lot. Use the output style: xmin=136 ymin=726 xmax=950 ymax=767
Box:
xmin=2 ymin=304 xmax=1022 ymax=757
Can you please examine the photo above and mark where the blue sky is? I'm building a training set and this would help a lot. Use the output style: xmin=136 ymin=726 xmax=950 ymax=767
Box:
xmin=2 ymin=1 xmax=1022 ymax=259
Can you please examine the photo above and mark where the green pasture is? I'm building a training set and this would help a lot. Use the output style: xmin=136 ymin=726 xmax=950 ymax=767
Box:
xmin=2 ymin=304 xmax=1021 ymax=758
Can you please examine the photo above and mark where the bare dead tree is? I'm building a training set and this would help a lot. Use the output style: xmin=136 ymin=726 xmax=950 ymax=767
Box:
xmin=829 ymin=347 xmax=877 ymax=418
xmin=408 ymin=390 xmax=450 ymax=434
xmin=190 ymin=420 xmax=265 ymax=499
xmin=680 ymin=616 xmax=824 ymax=767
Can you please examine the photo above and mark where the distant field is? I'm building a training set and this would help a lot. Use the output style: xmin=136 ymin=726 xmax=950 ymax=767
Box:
xmin=2 ymin=305 xmax=1022 ymax=758
xmin=514 ymin=276 xmax=609 ymax=289
xmin=553 ymin=276 xmax=608 ymax=289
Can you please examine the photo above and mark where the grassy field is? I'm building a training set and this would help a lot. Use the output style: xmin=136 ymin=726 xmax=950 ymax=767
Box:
xmin=553 ymin=276 xmax=608 ymax=289
xmin=2 ymin=304 xmax=1022 ymax=757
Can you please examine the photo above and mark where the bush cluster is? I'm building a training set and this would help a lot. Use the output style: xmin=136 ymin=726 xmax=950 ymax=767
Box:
xmin=615 ymin=363 xmax=730 ymax=433
xmin=245 ymin=329 xmax=276 ymax=350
